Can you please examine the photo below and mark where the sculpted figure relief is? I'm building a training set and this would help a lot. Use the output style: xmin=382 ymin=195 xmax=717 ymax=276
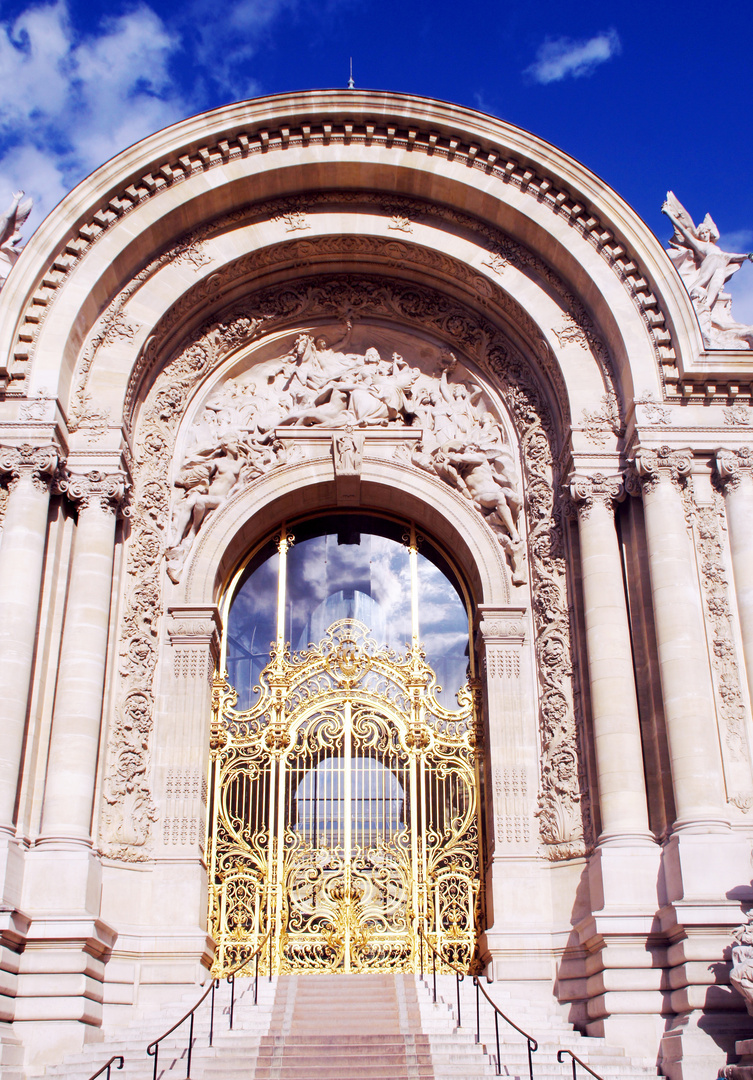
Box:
xmin=662 ymin=191 xmax=753 ymax=350
xmin=166 ymin=327 xmax=526 ymax=584
xmin=730 ymin=915 xmax=753 ymax=1016
xmin=0 ymin=190 xmax=33 ymax=289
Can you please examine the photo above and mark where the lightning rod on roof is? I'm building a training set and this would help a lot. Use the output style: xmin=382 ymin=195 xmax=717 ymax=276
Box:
xmin=348 ymin=58 xmax=355 ymax=90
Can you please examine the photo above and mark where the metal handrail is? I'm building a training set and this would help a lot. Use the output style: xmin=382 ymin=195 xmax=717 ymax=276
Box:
xmin=146 ymin=930 xmax=271 ymax=1080
xmin=418 ymin=927 xmax=538 ymax=1080
xmin=86 ymin=1056 xmax=124 ymax=1080
xmin=557 ymin=1048 xmax=605 ymax=1080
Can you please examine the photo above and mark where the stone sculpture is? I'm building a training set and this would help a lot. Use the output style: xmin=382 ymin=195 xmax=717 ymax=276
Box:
xmin=662 ymin=191 xmax=753 ymax=350
xmin=730 ymin=915 xmax=753 ymax=1017
xmin=0 ymin=190 xmax=33 ymax=290
xmin=165 ymin=329 xmax=525 ymax=584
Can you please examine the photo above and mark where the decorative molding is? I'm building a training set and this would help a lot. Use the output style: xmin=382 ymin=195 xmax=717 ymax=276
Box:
xmin=57 ymin=193 xmax=621 ymax=435
xmin=682 ymin=485 xmax=748 ymax=764
xmin=494 ymin=766 xmax=532 ymax=845
xmin=724 ymin=405 xmax=752 ymax=427
xmin=9 ymin=115 xmax=676 ymax=397
xmin=486 ymin=649 xmax=521 ymax=681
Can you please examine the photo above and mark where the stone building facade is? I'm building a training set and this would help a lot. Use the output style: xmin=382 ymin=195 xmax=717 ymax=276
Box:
xmin=1 ymin=89 xmax=753 ymax=1078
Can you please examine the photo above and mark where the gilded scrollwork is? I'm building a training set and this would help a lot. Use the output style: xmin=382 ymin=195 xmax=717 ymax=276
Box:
xmin=209 ymin=618 xmax=480 ymax=975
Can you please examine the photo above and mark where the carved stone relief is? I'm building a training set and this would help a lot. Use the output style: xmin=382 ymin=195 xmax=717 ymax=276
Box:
xmin=107 ymin=273 xmax=591 ymax=862
xmin=680 ymin=476 xmax=752 ymax=810
xmin=61 ymin=192 xmax=621 ymax=435
xmin=163 ymin=317 xmax=526 ymax=586
xmin=494 ymin=766 xmax=532 ymax=845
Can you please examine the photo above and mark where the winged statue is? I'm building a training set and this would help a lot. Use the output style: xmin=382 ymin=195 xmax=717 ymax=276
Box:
xmin=662 ymin=190 xmax=753 ymax=349
xmin=0 ymin=190 xmax=34 ymax=289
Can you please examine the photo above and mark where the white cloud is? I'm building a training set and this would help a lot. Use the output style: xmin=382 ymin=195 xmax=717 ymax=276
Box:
xmin=0 ymin=1 xmax=189 ymax=230
xmin=525 ymin=29 xmax=621 ymax=85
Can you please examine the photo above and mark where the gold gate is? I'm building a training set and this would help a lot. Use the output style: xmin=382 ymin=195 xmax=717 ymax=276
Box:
xmin=208 ymin=618 xmax=483 ymax=976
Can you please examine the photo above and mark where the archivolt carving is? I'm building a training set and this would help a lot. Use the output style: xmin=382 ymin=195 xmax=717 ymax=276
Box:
xmin=64 ymin=192 xmax=619 ymax=430
xmin=11 ymin=113 xmax=674 ymax=390
xmin=108 ymin=273 xmax=590 ymax=862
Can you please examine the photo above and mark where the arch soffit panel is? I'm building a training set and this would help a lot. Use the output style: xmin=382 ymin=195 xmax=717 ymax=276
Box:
xmin=178 ymin=457 xmax=510 ymax=610
xmin=4 ymin=91 xmax=695 ymax=405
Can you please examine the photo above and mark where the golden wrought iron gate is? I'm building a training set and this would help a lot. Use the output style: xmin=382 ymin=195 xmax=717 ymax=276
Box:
xmin=207 ymin=528 xmax=484 ymax=976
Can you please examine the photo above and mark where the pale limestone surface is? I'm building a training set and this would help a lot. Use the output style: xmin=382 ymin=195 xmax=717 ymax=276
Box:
xmin=0 ymin=90 xmax=751 ymax=1080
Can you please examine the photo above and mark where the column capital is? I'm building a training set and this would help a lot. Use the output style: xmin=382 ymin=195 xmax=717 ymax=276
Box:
xmin=0 ymin=442 xmax=62 ymax=493
xmin=629 ymin=445 xmax=693 ymax=495
xmin=568 ymin=472 xmax=625 ymax=519
xmin=714 ymin=447 xmax=753 ymax=492
xmin=60 ymin=469 xmax=129 ymax=515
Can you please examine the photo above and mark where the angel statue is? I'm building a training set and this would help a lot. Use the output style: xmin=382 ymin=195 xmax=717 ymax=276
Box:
xmin=662 ymin=191 xmax=753 ymax=350
xmin=0 ymin=190 xmax=33 ymax=290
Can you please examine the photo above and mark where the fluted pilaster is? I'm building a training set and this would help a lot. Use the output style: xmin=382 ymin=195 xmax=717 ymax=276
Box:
xmin=39 ymin=471 xmax=128 ymax=845
xmin=631 ymin=446 xmax=727 ymax=830
xmin=0 ymin=444 xmax=61 ymax=833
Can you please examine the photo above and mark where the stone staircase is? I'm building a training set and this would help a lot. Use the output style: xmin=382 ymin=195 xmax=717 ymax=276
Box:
xmin=39 ymin=972 xmax=661 ymax=1080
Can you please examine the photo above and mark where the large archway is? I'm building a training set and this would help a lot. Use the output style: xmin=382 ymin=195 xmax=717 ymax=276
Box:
xmin=1 ymin=90 xmax=752 ymax=1079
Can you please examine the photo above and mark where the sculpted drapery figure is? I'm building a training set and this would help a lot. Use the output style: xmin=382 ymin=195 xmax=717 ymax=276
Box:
xmin=165 ymin=328 xmax=525 ymax=584
xmin=0 ymin=189 xmax=33 ymax=290
xmin=662 ymin=191 xmax=753 ymax=350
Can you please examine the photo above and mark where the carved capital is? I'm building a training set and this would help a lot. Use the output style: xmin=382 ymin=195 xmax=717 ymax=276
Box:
xmin=715 ymin=447 xmax=753 ymax=492
xmin=476 ymin=606 xmax=526 ymax=645
xmin=61 ymin=469 xmax=129 ymax=515
xmin=630 ymin=445 xmax=693 ymax=495
xmin=568 ymin=472 xmax=624 ymax=519
xmin=166 ymin=604 xmax=220 ymax=660
xmin=0 ymin=443 xmax=61 ymax=494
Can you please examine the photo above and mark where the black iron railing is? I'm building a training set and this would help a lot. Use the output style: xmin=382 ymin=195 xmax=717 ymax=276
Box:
xmin=557 ymin=1048 xmax=605 ymax=1080
xmin=86 ymin=1056 xmax=124 ymax=1080
xmin=146 ymin=930 xmax=272 ymax=1080
xmin=418 ymin=927 xmax=538 ymax=1080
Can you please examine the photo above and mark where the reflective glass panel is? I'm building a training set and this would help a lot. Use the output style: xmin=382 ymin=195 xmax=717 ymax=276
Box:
xmin=285 ymin=521 xmax=411 ymax=653
xmin=416 ymin=555 xmax=469 ymax=707
xmin=226 ymin=541 xmax=279 ymax=710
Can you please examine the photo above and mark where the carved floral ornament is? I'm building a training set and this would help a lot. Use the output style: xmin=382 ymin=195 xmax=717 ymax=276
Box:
xmin=715 ymin=447 xmax=753 ymax=490
xmin=102 ymin=273 xmax=592 ymax=864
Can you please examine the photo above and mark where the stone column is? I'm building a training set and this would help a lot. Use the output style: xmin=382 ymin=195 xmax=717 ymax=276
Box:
xmin=39 ymin=470 xmax=127 ymax=846
xmin=569 ymin=473 xmax=652 ymax=842
xmin=632 ymin=447 xmax=727 ymax=829
xmin=715 ymin=448 xmax=753 ymax=712
xmin=0 ymin=444 xmax=60 ymax=839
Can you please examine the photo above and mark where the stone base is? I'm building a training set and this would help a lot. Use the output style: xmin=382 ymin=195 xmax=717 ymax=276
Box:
xmin=661 ymin=1011 xmax=749 ymax=1080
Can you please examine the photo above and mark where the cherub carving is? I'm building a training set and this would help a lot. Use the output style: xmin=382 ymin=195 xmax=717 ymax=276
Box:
xmin=662 ymin=191 xmax=753 ymax=350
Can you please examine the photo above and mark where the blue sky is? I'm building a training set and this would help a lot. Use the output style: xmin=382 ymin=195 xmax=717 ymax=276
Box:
xmin=1 ymin=0 xmax=752 ymax=317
